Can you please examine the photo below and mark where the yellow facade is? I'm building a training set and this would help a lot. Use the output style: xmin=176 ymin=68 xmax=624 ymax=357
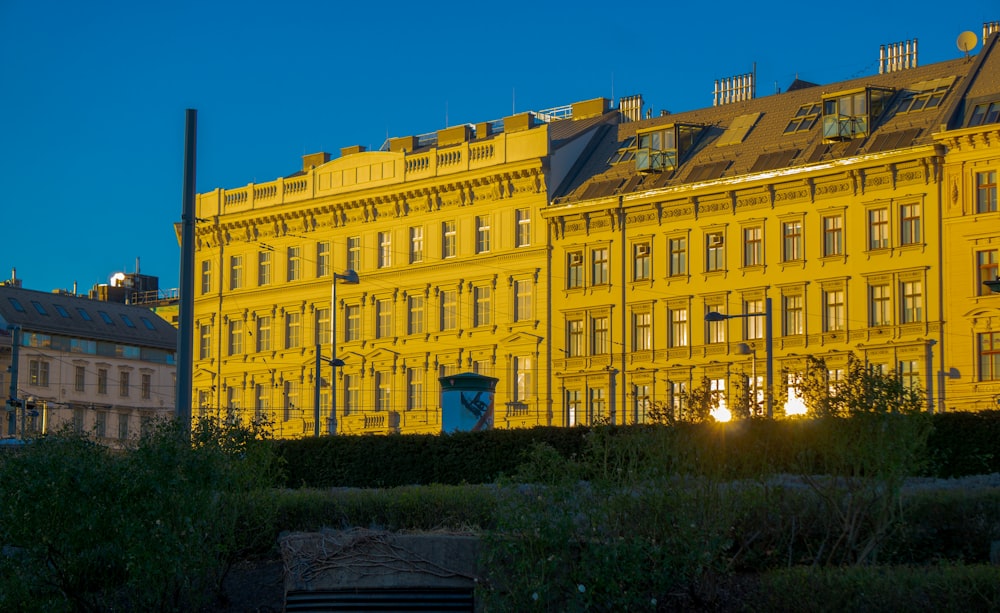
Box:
xmin=192 ymin=100 xmax=615 ymax=436
xmin=192 ymin=31 xmax=1000 ymax=434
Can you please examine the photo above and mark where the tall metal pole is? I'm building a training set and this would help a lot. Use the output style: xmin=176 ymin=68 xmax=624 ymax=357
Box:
xmin=6 ymin=326 xmax=21 ymax=437
xmin=314 ymin=343 xmax=321 ymax=437
xmin=764 ymin=297 xmax=773 ymax=419
xmin=176 ymin=109 xmax=197 ymax=436
xmin=329 ymin=281 xmax=337 ymax=435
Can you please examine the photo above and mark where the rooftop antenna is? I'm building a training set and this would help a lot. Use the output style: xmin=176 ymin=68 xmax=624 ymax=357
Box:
xmin=512 ymin=88 xmax=515 ymax=115
xmin=957 ymin=31 xmax=978 ymax=60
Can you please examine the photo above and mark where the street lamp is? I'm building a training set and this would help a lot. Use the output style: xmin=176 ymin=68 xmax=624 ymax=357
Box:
xmin=329 ymin=269 xmax=359 ymax=435
xmin=985 ymin=279 xmax=1000 ymax=294
xmin=706 ymin=297 xmax=773 ymax=419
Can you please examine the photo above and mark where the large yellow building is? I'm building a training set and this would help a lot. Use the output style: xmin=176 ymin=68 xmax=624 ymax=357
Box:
xmin=193 ymin=26 xmax=1000 ymax=435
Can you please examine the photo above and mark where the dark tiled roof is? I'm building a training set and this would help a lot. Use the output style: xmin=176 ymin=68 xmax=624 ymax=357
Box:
xmin=553 ymin=50 xmax=993 ymax=205
xmin=0 ymin=286 xmax=176 ymax=351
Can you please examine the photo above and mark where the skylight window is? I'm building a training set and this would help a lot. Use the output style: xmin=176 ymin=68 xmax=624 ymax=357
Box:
xmin=897 ymin=78 xmax=953 ymax=114
xmin=31 ymin=301 xmax=48 ymax=315
xmin=607 ymin=137 xmax=636 ymax=164
xmin=98 ymin=311 xmax=114 ymax=325
xmin=76 ymin=308 xmax=92 ymax=321
xmin=121 ymin=314 xmax=136 ymax=328
xmin=141 ymin=317 xmax=156 ymax=330
xmin=8 ymin=297 xmax=25 ymax=312
xmin=784 ymin=104 xmax=821 ymax=134
xmin=54 ymin=304 xmax=70 ymax=318
xmin=716 ymin=112 xmax=761 ymax=146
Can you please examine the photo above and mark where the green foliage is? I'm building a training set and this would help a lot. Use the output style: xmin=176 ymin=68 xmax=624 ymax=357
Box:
xmin=0 ymin=417 xmax=282 ymax=612
xmin=925 ymin=410 xmax=1000 ymax=477
xmin=794 ymin=353 xmax=925 ymax=417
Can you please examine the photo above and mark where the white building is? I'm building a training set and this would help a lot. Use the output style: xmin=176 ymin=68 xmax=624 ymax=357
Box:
xmin=0 ymin=284 xmax=176 ymax=446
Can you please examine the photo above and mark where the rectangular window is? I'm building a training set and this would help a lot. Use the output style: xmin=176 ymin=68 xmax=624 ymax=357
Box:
xmin=376 ymin=299 xmax=392 ymax=338
xmin=440 ymin=290 xmax=457 ymax=331
xmin=977 ymin=171 xmax=998 ymax=214
xmin=95 ymin=412 xmax=106 ymax=438
xmin=375 ymin=371 xmax=390 ymax=411
xmin=474 ymin=286 xmax=491 ymax=327
xmin=567 ymin=319 xmax=584 ymax=357
xmin=633 ymin=242 xmax=651 ymax=280
xmin=409 ymin=226 xmax=424 ymax=263
xmin=707 ymin=302 xmax=726 ymax=343
xmin=118 ymin=414 xmax=129 ymax=440
xmin=822 ymin=215 xmax=843 ymax=256
xmin=345 ymin=304 xmax=360 ymax=342
xmin=343 ymin=374 xmax=358 ymax=416
xmin=592 ymin=248 xmax=609 ymax=284
xmin=634 ymin=384 xmax=651 ymax=424
xmin=407 ymin=368 xmax=424 ymax=411
xmin=870 ymin=284 xmax=891 ymax=326
xmin=782 ymin=221 xmax=802 ymax=261
xmin=316 ymin=242 xmax=330 ymax=277
xmin=98 ymin=368 xmax=108 ymax=395
xmin=868 ymin=208 xmax=889 ymax=250
xmin=706 ymin=233 xmax=725 ymax=271
xmin=783 ymin=295 xmax=803 ymax=336
xmin=476 ymin=215 xmax=491 ymax=253
xmin=900 ymin=203 xmax=921 ymax=245
xmin=199 ymin=324 xmax=212 ymax=359
xmin=671 ymin=381 xmax=687 ymax=418
xmin=669 ymin=237 xmax=687 ymax=276
xmin=282 ymin=380 xmax=298 ymax=422
xmin=824 ymin=290 xmax=845 ymax=332
xmin=378 ymin=232 xmax=392 ymax=268
xmin=258 ymin=250 xmax=272 ymax=285
xmin=200 ymin=260 xmax=212 ymax=294
xmin=592 ymin=316 xmax=609 ymax=354
xmin=978 ymin=249 xmax=999 ymax=296
xmin=669 ymin=307 xmax=689 ymax=348
xmin=514 ymin=356 xmax=533 ymax=402
xmin=256 ymin=316 xmax=271 ymax=352
xmin=743 ymin=226 xmax=762 ymax=267
xmin=408 ymin=296 xmax=425 ymax=335
xmin=901 ymin=280 xmax=923 ymax=323
xmin=287 ymin=246 xmax=301 ymax=281
xmin=228 ymin=320 xmax=243 ymax=355
xmin=75 ymin=365 xmax=86 ymax=392
xmin=589 ymin=387 xmax=606 ymax=424
xmin=899 ymin=360 xmax=920 ymax=390
xmin=285 ymin=312 xmax=301 ymax=349
xmin=514 ymin=279 xmax=532 ymax=322
xmin=255 ymin=383 xmax=269 ymax=419
xmin=979 ymin=332 xmax=1000 ymax=381
xmin=442 ymin=221 xmax=456 ymax=259
xmin=632 ymin=311 xmax=652 ymax=351
xmin=315 ymin=308 xmax=330 ymax=345
xmin=119 ymin=371 xmax=130 ymax=397
xmin=347 ymin=236 xmax=361 ymax=272
xmin=744 ymin=299 xmax=764 ymax=340
xmin=141 ymin=373 xmax=151 ymax=400
xmin=566 ymin=389 xmax=581 ymax=427
xmin=515 ymin=208 xmax=531 ymax=247
xmin=230 ymin=255 xmax=243 ymax=290
xmin=474 ymin=360 xmax=494 ymax=377
xmin=567 ymin=252 xmax=584 ymax=288
xmin=29 ymin=359 xmax=49 ymax=387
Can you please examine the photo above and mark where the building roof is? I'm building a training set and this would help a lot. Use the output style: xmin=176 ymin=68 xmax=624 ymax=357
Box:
xmin=552 ymin=33 xmax=1000 ymax=205
xmin=0 ymin=285 xmax=177 ymax=351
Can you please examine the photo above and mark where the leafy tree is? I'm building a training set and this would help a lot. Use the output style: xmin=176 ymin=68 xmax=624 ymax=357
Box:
xmin=792 ymin=353 xmax=925 ymax=416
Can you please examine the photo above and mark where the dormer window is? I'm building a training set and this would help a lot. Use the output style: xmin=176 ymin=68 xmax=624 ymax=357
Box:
xmin=896 ymin=78 xmax=954 ymax=114
xmin=635 ymin=124 xmax=702 ymax=172
xmin=784 ymin=103 xmax=821 ymax=134
xmin=822 ymin=87 xmax=893 ymax=141
xmin=969 ymin=101 xmax=1000 ymax=127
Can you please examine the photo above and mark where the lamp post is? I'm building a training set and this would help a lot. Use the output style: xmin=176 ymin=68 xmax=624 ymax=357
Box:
xmin=985 ymin=279 xmax=1000 ymax=294
xmin=329 ymin=269 xmax=359 ymax=435
xmin=706 ymin=297 xmax=773 ymax=419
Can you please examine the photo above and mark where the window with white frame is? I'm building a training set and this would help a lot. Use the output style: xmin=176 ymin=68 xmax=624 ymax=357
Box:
xmin=475 ymin=215 xmax=491 ymax=253
xmin=376 ymin=299 xmax=392 ymax=338
xmin=316 ymin=242 xmax=330 ymax=277
xmin=345 ymin=304 xmax=360 ymax=342
xmin=314 ymin=308 xmax=330 ymax=345
xmin=567 ymin=319 xmax=584 ymax=357
xmin=632 ymin=311 xmax=652 ymax=351
xmin=199 ymin=324 xmax=212 ymax=359
xmin=669 ymin=307 xmax=688 ymax=347
xmin=977 ymin=170 xmax=997 ymax=214
xmin=669 ymin=237 xmax=688 ymax=276
xmin=743 ymin=226 xmax=762 ymax=267
xmin=901 ymin=280 xmax=923 ymax=323
xmin=375 ymin=371 xmax=391 ymax=411
xmin=783 ymin=294 xmax=803 ymax=336
xmin=514 ymin=279 xmax=532 ymax=322
xmin=442 ymin=221 xmax=456 ymax=258
xmin=514 ymin=356 xmax=533 ymax=402
xmin=705 ymin=232 xmax=725 ymax=271
xmin=567 ymin=251 xmax=584 ymax=288
xmin=378 ymin=232 xmax=392 ymax=268
xmin=515 ymin=208 xmax=531 ymax=247
xmin=978 ymin=249 xmax=999 ymax=296
xmin=409 ymin=226 xmax=424 ymax=263
xmin=201 ymin=260 xmax=212 ymax=294
xmin=230 ymin=255 xmax=243 ymax=290
xmin=566 ymin=389 xmax=581 ymax=427
xmin=440 ymin=290 xmax=457 ymax=331
xmin=258 ymin=250 xmax=272 ymax=285
xmin=634 ymin=384 xmax=651 ymax=424
xmin=822 ymin=215 xmax=843 ymax=256
xmin=744 ymin=299 xmax=764 ymax=340
xmin=899 ymin=202 xmax=921 ymax=245
xmin=823 ymin=289 xmax=846 ymax=332
xmin=474 ymin=285 xmax=491 ymax=327
xmin=592 ymin=248 xmax=609 ymax=284
xmin=346 ymin=236 xmax=361 ymax=272
xmin=979 ymin=332 xmax=1000 ymax=381
xmin=589 ymin=387 xmax=606 ymax=424
xmin=782 ymin=220 xmax=802 ymax=261
xmin=287 ymin=246 xmax=301 ymax=281
xmin=285 ymin=312 xmax=301 ymax=349
xmin=707 ymin=301 xmax=726 ymax=343
xmin=407 ymin=368 xmax=424 ymax=410
xmin=229 ymin=320 xmax=243 ymax=355
xmin=408 ymin=295 xmax=425 ymax=335
xmin=256 ymin=316 xmax=271 ymax=352
xmin=870 ymin=283 xmax=891 ymax=327
xmin=591 ymin=315 xmax=609 ymax=354
xmin=633 ymin=241 xmax=651 ymax=280
xmin=868 ymin=208 xmax=889 ymax=250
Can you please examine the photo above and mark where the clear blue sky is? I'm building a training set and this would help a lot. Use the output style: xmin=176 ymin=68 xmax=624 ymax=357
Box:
xmin=1 ymin=1 xmax=995 ymax=294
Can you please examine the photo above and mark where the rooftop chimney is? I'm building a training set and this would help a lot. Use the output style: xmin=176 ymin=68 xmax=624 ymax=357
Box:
xmin=302 ymin=152 xmax=331 ymax=172
xmin=618 ymin=95 xmax=644 ymax=122
xmin=714 ymin=66 xmax=756 ymax=106
xmin=879 ymin=39 xmax=917 ymax=74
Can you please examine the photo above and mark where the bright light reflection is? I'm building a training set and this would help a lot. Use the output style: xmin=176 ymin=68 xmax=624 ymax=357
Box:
xmin=711 ymin=398 xmax=732 ymax=422
xmin=785 ymin=388 xmax=808 ymax=416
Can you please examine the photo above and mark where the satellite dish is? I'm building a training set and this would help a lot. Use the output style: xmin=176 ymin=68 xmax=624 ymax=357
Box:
xmin=957 ymin=31 xmax=978 ymax=58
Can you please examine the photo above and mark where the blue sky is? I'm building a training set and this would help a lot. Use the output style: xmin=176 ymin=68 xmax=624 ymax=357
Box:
xmin=1 ymin=1 xmax=995 ymax=294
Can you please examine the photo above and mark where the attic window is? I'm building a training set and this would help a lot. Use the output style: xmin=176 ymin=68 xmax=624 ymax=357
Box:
xmin=784 ymin=103 xmax=822 ymax=134
xmin=54 ymin=304 xmax=70 ymax=318
xmin=716 ymin=113 xmax=761 ymax=146
xmin=635 ymin=124 xmax=702 ymax=172
xmin=897 ymin=78 xmax=954 ymax=113
xmin=121 ymin=314 xmax=136 ymax=328
xmin=607 ymin=137 xmax=636 ymax=164
xmin=31 ymin=301 xmax=48 ymax=315
xmin=98 ymin=311 xmax=114 ymax=325
xmin=821 ymin=87 xmax=893 ymax=141
xmin=8 ymin=297 xmax=25 ymax=312
xmin=76 ymin=308 xmax=92 ymax=321
xmin=969 ymin=101 xmax=1000 ymax=126
xmin=141 ymin=317 xmax=156 ymax=330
